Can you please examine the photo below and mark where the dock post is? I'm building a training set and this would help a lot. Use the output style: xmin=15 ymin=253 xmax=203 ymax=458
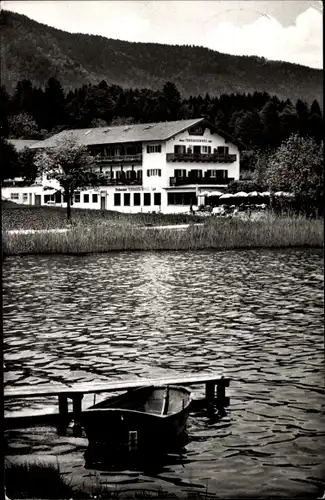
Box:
xmin=71 ymin=393 xmax=83 ymax=437
xmin=205 ymin=382 xmax=216 ymax=409
xmin=216 ymin=378 xmax=230 ymax=408
xmin=72 ymin=393 xmax=83 ymax=415
xmin=128 ymin=430 xmax=138 ymax=452
xmin=58 ymin=394 xmax=69 ymax=435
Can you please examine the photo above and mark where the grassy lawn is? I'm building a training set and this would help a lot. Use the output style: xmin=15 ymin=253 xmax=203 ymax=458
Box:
xmin=2 ymin=201 xmax=202 ymax=231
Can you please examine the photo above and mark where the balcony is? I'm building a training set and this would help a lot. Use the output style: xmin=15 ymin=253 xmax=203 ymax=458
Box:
xmin=169 ymin=176 xmax=234 ymax=187
xmin=95 ymin=154 xmax=142 ymax=164
xmin=98 ymin=175 xmax=142 ymax=186
xmin=166 ymin=153 xmax=237 ymax=163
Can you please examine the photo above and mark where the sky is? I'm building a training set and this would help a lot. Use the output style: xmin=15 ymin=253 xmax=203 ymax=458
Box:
xmin=1 ymin=0 xmax=323 ymax=69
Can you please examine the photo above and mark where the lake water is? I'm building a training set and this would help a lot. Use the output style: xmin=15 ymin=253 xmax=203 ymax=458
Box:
xmin=3 ymin=249 xmax=325 ymax=498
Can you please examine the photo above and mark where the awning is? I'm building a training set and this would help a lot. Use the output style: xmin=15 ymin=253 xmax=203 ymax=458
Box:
xmin=200 ymin=190 xmax=224 ymax=197
xmin=274 ymin=191 xmax=294 ymax=197
xmin=219 ymin=193 xmax=235 ymax=199
xmin=234 ymin=191 xmax=248 ymax=197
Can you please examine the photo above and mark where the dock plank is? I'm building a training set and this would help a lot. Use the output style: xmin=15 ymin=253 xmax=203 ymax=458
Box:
xmin=4 ymin=373 xmax=229 ymax=399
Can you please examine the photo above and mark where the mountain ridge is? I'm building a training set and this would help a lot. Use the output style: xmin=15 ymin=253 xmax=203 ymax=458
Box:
xmin=0 ymin=9 xmax=323 ymax=105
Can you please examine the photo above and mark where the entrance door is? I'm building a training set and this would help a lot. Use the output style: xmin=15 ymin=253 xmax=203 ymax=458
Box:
xmin=193 ymin=146 xmax=201 ymax=155
xmin=29 ymin=193 xmax=32 ymax=205
xmin=35 ymin=194 xmax=41 ymax=206
xmin=101 ymin=195 xmax=106 ymax=210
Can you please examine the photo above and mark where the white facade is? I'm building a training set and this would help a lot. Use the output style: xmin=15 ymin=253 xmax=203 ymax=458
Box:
xmin=2 ymin=121 xmax=240 ymax=214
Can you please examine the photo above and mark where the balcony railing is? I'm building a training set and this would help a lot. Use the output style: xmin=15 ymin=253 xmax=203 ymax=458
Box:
xmin=98 ymin=176 xmax=142 ymax=186
xmin=95 ymin=154 xmax=142 ymax=164
xmin=166 ymin=153 xmax=237 ymax=163
xmin=169 ymin=176 xmax=234 ymax=187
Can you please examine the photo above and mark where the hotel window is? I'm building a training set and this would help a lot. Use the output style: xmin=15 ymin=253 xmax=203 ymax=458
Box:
xmin=134 ymin=193 xmax=141 ymax=206
xmin=114 ymin=193 xmax=121 ymax=206
xmin=188 ymin=126 xmax=204 ymax=135
xmin=84 ymin=194 xmax=89 ymax=203
xmin=202 ymin=146 xmax=211 ymax=154
xmin=23 ymin=193 xmax=28 ymax=201
xmin=10 ymin=193 xmax=19 ymax=200
xmin=144 ymin=193 xmax=151 ymax=206
xmin=217 ymin=146 xmax=229 ymax=155
xmin=124 ymin=193 xmax=130 ymax=206
xmin=190 ymin=170 xmax=203 ymax=178
xmin=147 ymin=169 xmax=161 ymax=177
xmin=209 ymin=170 xmax=217 ymax=178
xmin=116 ymin=171 xmax=123 ymax=180
xmin=154 ymin=193 xmax=161 ymax=206
xmin=215 ymin=170 xmax=228 ymax=181
xmin=147 ymin=144 xmax=161 ymax=153
xmin=174 ymin=145 xmax=186 ymax=154
xmin=168 ymin=192 xmax=197 ymax=205
xmin=94 ymin=146 xmax=102 ymax=156
xmin=92 ymin=194 xmax=98 ymax=203
xmin=174 ymin=169 xmax=186 ymax=178
xmin=44 ymin=194 xmax=54 ymax=203
xmin=55 ymin=192 xmax=62 ymax=203
xmin=125 ymin=170 xmax=133 ymax=179
xmin=74 ymin=191 xmax=80 ymax=203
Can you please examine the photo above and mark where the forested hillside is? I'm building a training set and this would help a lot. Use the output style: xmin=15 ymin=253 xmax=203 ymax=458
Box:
xmin=0 ymin=9 xmax=323 ymax=105
xmin=1 ymin=77 xmax=323 ymax=158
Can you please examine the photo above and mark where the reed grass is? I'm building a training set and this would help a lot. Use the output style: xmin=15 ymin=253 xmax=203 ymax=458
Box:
xmin=4 ymin=460 xmax=222 ymax=499
xmin=4 ymin=460 xmax=74 ymax=499
xmin=2 ymin=214 xmax=323 ymax=256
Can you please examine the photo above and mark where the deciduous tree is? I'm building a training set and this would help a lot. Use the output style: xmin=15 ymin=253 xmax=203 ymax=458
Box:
xmin=266 ymin=134 xmax=323 ymax=215
xmin=8 ymin=113 xmax=45 ymax=139
xmin=34 ymin=138 xmax=99 ymax=220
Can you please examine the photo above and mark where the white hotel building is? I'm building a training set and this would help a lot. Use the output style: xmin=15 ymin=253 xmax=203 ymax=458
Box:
xmin=2 ymin=118 xmax=241 ymax=213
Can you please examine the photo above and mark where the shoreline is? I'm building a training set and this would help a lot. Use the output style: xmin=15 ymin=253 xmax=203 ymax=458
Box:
xmin=2 ymin=220 xmax=324 ymax=258
xmin=2 ymin=217 xmax=324 ymax=256
xmin=2 ymin=204 xmax=323 ymax=256
xmin=4 ymin=223 xmax=204 ymax=235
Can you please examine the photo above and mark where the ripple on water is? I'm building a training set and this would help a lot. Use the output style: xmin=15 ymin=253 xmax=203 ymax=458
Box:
xmin=3 ymin=248 xmax=324 ymax=498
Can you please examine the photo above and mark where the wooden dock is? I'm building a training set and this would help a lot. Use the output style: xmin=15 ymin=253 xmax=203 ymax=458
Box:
xmin=4 ymin=373 xmax=230 ymax=434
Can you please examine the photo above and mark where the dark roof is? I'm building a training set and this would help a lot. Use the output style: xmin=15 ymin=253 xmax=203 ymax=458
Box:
xmin=7 ymin=139 xmax=39 ymax=152
xmin=30 ymin=119 xmax=205 ymax=149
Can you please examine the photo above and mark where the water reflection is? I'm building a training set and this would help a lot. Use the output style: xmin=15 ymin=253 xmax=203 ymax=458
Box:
xmin=3 ymin=248 xmax=324 ymax=497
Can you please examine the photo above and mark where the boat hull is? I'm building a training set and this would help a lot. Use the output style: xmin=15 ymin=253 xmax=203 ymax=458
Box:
xmin=80 ymin=385 xmax=191 ymax=463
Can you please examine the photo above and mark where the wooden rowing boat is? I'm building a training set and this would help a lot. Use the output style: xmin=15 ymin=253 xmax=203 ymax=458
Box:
xmin=81 ymin=385 xmax=191 ymax=464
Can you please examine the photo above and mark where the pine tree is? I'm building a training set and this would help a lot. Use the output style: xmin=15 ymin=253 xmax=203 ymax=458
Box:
xmin=0 ymin=85 xmax=10 ymax=137
xmin=44 ymin=77 xmax=66 ymax=130
xmin=260 ymin=100 xmax=281 ymax=147
xmin=279 ymin=105 xmax=298 ymax=140
xmin=310 ymin=99 xmax=322 ymax=117
xmin=295 ymin=99 xmax=310 ymax=136
xmin=11 ymin=79 xmax=35 ymax=116
xmin=162 ymin=82 xmax=182 ymax=120
xmin=1 ymin=139 xmax=19 ymax=180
